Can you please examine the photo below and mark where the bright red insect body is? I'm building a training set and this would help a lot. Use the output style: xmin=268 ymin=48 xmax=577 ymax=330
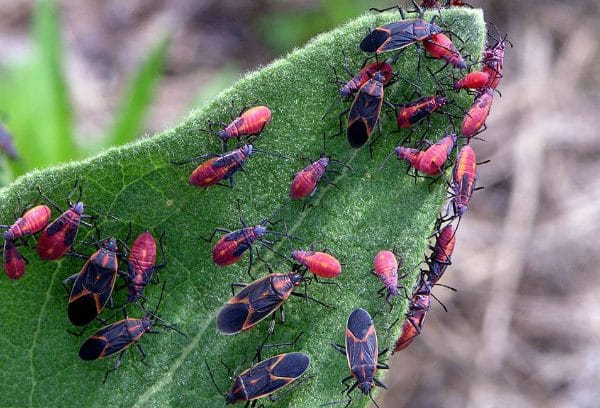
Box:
xmin=189 ymin=144 xmax=252 ymax=188
xmin=212 ymin=223 xmax=267 ymax=266
xmin=393 ymin=282 xmax=432 ymax=353
xmin=373 ymin=250 xmax=400 ymax=298
xmin=396 ymin=95 xmax=448 ymax=129
xmin=422 ymin=33 xmax=466 ymax=69
xmin=453 ymin=71 xmax=490 ymax=90
xmin=452 ymin=145 xmax=477 ymax=217
xmin=218 ymin=106 xmax=271 ymax=141
xmin=395 ymin=134 xmax=456 ymax=176
xmin=36 ymin=202 xmax=84 ymax=260
xmin=2 ymin=205 xmax=51 ymax=241
xmin=127 ymin=231 xmax=162 ymax=303
xmin=292 ymin=250 xmax=342 ymax=278
xmin=3 ymin=239 xmax=25 ymax=279
xmin=289 ymin=157 xmax=329 ymax=199
xmin=462 ymin=88 xmax=494 ymax=138
xmin=339 ymin=62 xmax=394 ymax=98
xmin=428 ymin=224 xmax=456 ymax=285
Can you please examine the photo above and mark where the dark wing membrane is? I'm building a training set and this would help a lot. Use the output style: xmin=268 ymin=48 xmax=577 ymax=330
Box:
xmin=347 ymin=308 xmax=373 ymax=340
xmin=347 ymin=120 xmax=370 ymax=148
xmin=361 ymin=20 xmax=422 ymax=53
xmin=242 ymin=353 xmax=310 ymax=400
xmin=270 ymin=353 xmax=310 ymax=379
xmin=217 ymin=302 xmax=250 ymax=334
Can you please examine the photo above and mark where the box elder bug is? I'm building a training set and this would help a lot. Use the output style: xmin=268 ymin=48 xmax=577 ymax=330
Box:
xmin=206 ymin=352 xmax=311 ymax=406
xmin=395 ymin=133 xmax=457 ymax=176
xmin=345 ymin=71 xmax=385 ymax=150
xmin=427 ymin=223 xmax=456 ymax=285
xmin=461 ymin=87 xmax=494 ymax=138
xmin=337 ymin=60 xmax=394 ymax=99
xmin=66 ymin=237 xmax=125 ymax=327
xmin=289 ymin=156 xmax=331 ymax=200
xmin=36 ymin=183 xmax=98 ymax=260
xmin=172 ymin=144 xmax=254 ymax=189
xmin=453 ymin=71 xmax=491 ymax=90
xmin=3 ymin=239 xmax=26 ymax=280
xmin=206 ymin=105 xmax=271 ymax=152
xmin=395 ymin=94 xmax=449 ymax=129
xmin=451 ymin=145 xmax=477 ymax=217
xmin=360 ymin=4 xmax=443 ymax=55
xmin=291 ymin=249 xmax=342 ymax=279
xmin=422 ymin=33 xmax=467 ymax=69
xmin=126 ymin=230 xmax=166 ymax=304
xmin=392 ymin=279 xmax=432 ymax=353
xmin=79 ymin=283 xmax=185 ymax=383
xmin=216 ymin=270 xmax=331 ymax=335
xmin=372 ymin=249 xmax=407 ymax=306
xmin=1 ymin=204 xmax=51 ymax=241
xmin=331 ymin=308 xmax=389 ymax=408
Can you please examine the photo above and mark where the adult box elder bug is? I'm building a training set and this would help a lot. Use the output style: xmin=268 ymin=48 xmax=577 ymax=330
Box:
xmin=342 ymin=71 xmax=386 ymax=150
xmin=126 ymin=231 xmax=166 ymax=304
xmin=331 ymin=308 xmax=389 ymax=407
xmin=79 ymin=284 xmax=185 ymax=383
xmin=66 ymin=237 xmax=124 ymax=327
xmin=359 ymin=6 xmax=443 ymax=55
xmin=207 ymin=352 xmax=311 ymax=406
xmin=216 ymin=270 xmax=331 ymax=335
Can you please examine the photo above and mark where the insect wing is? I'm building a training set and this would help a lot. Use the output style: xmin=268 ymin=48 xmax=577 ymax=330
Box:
xmin=241 ymin=353 xmax=310 ymax=400
xmin=345 ymin=308 xmax=378 ymax=369
xmin=79 ymin=319 xmax=143 ymax=360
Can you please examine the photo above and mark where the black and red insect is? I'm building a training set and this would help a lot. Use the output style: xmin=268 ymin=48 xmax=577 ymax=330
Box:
xmin=395 ymin=133 xmax=457 ymax=176
xmin=36 ymin=184 xmax=95 ymax=260
xmin=345 ymin=71 xmax=385 ymax=149
xmin=66 ymin=237 xmax=124 ymax=327
xmin=172 ymin=144 xmax=253 ymax=189
xmin=1 ymin=204 xmax=51 ymax=242
xmin=338 ymin=60 xmax=394 ymax=99
xmin=395 ymin=94 xmax=449 ymax=129
xmin=79 ymin=284 xmax=184 ymax=383
xmin=3 ymin=239 xmax=25 ymax=280
xmin=427 ymin=223 xmax=456 ymax=285
xmin=393 ymin=280 xmax=432 ymax=353
xmin=289 ymin=156 xmax=330 ymax=200
xmin=359 ymin=10 xmax=443 ymax=54
xmin=461 ymin=87 xmax=494 ymax=138
xmin=216 ymin=270 xmax=330 ymax=335
xmin=422 ymin=32 xmax=467 ymax=69
xmin=451 ymin=145 xmax=477 ymax=217
xmin=126 ymin=231 xmax=166 ymax=304
xmin=332 ymin=308 xmax=388 ymax=406
xmin=207 ymin=352 xmax=311 ymax=406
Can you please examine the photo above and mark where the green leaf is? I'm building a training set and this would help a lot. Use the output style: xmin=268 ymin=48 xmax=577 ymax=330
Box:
xmin=103 ymin=37 xmax=170 ymax=148
xmin=0 ymin=9 xmax=485 ymax=407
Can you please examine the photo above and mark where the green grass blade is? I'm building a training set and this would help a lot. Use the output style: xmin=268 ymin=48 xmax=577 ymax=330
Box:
xmin=104 ymin=37 xmax=170 ymax=148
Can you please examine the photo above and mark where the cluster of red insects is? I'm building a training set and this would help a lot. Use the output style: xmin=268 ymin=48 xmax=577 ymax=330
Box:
xmin=0 ymin=184 xmax=183 ymax=383
xmin=0 ymin=1 xmax=508 ymax=405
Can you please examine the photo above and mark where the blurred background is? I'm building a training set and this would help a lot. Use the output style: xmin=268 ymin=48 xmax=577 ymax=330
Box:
xmin=0 ymin=0 xmax=599 ymax=407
